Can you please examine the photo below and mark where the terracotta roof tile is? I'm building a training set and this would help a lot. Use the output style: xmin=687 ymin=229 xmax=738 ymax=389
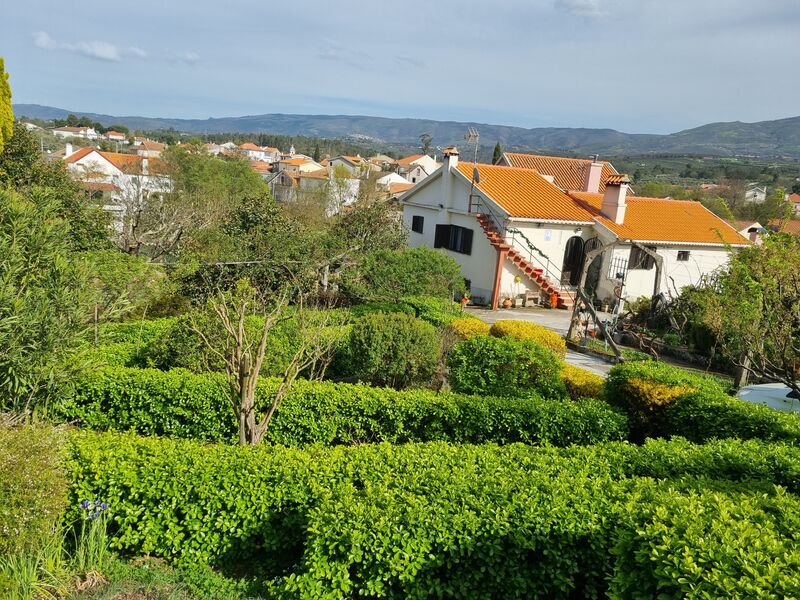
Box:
xmin=503 ymin=152 xmax=618 ymax=192
xmin=395 ymin=154 xmax=425 ymax=166
xmin=456 ymin=162 xmax=596 ymax=222
xmin=389 ymin=182 xmax=415 ymax=195
xmin=569 ymin=192 xmax=749 ymax=245
xmin=300 ymin=168 xmax=329 ymax=180
xmin=770 ymin=219 xmax=800 ymax=234
xmin=64 ymin=146 xmax=96 ymax=163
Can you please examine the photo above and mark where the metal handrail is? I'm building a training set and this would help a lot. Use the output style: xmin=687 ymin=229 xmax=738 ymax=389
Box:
xmin=505 ymin=227 xmax=563 ymax=286
xmin=470 ymin=193 xmax=564 ymax=289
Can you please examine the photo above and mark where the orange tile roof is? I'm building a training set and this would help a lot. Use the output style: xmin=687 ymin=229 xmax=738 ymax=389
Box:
xmin=789 ymin=193 xmax=800 ymax=204
xmin=280 ymin=157 xmax=311 ymax=166
xmin=456 ymin=163 xmax=596 ymax=222
xmin=389 ymin=182 xmax=415 ymax=195
xmin=250 ymin=161 xmax=272 ymax=174
xmin=569 ymin=192 xmax=749 ymax=245
xmin=139 ymin=140 xmax=166 ymax=151
xmin=395 ymin=154 xmax=425 ymax=166
xmin=770 ymin=219 xmax=800 ymax=234
xmin=300 ymin=168 xmax=329 ymax=180
xmin=99 ymin=151 xmax=144 ymax=172
xmin=64 ymin=146 xmax=96 ymax=163
xmin=503 ymin=152 xmax=618 ymax=192
xmin=240 ymin=142 xmax=262 ymax=151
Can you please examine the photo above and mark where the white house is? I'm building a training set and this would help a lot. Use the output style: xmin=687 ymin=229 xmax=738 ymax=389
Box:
xmin=744 ymin=184 xmax=767 ymax=204
xmin=135 ymin=140 xmax=166 ymax=157
xmin=239 ymin=143 xmax=281 ymax=163
xmin=789 ymin=193 xmax=800 ymax=216
xmin=329 ymin=155 xmax=380 ymax=177
xmin=394 ymin=154 xmax=439 ymax=184
xmin=52 ymin=126 xmax=99 ymax=140
xmin=401 ymin=148 xmax=749 ymax=309
xmin=104 ymin=130 xmax=127 ymax=142
xmin=64 ymin=146 xmax=171 ymax=232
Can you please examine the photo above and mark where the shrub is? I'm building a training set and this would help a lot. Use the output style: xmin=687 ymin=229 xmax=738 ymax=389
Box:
xmin=666 ymin=390 xmax=800 ymax=444
xmin=345 ymin=312 xmax=440 ymax=388
xmin=400 ymin=295 xmax=462 ymax=327
xmin=604 ymin=361 xmax=723 ymax=440
xmin=98 ymin=317 xmax=177 ymax=347
xmin=562 ymin=364 xmax=604 ymax=400
xmin=66 ymin=433 xmax=800 ymax=596
xmin=82 ymin=341 xmax=142 ymax=368
xmin=57 ymin=367 xmax=627 ymax=447
xmin=0 ymin=422 xmax=67 ymax=556
xmin=490 ymin=319 xmax=567 ymax=358
xmin=348 ymin=301 xmax=414 ymax=319
xmin=354 ymin=247 xmax=466 ymax=300
xmin=447 ymin=335 xmax=566 ymax=399
xmin=447 ymin=316 xmax=490 ymax=340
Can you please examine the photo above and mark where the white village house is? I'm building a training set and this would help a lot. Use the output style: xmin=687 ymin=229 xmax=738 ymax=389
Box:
xmin=394 ymin=154 xmax=439 ymax=184
xmin=400 ymin=148 xmax=749 ymax=309
xmin=52 ymin=126 xmax=99 ymax=140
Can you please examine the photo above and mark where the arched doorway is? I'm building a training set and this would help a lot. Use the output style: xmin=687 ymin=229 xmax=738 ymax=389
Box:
xmin=561 ymin=236 xmax=585 ymax=286
xmin=583 ymin=237 xmax=603 ymax=297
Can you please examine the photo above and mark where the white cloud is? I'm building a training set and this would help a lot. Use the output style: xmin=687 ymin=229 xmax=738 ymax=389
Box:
xmin=33 ymin=31 xmax=149 ymax=62
xmin=554 ymin=0 xmax=607 ymax=18
xmin=175 ymin=51 xmax=200 ymax=64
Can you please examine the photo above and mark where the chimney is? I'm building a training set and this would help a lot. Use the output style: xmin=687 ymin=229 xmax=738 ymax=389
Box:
xmin=65 ymin=142 xmax=73 ymax=157
xmin=441 ymin=147 xmax=459 ymax=210
xmin=141 ymin=157 xmax=149 ymax=176
xmin=600 ymin=174 xmax=631 ymax=224
xmin=584 ymin=156 xmax=604 ymax=193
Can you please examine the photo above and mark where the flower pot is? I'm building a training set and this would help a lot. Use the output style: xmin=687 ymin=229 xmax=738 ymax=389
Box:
xmin=502 ymin=298 xmax=512 ymax=309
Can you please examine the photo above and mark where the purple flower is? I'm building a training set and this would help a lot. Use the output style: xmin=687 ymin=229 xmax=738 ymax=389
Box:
xmin=79 ymin=500 xmax=90 ymax=510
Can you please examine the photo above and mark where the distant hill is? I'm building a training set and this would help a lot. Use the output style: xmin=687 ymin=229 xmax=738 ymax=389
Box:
xmin=13 ymin=103 xmax=800 ymax=159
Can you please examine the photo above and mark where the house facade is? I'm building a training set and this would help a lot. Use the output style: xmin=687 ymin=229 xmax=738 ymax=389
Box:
xmin=394 ymin=154 xmax=439 ymax=184
xmin=53 ymin=126 xmax=99 ymax=139
xmin=401 ymin=148 xmax=749 ymax=309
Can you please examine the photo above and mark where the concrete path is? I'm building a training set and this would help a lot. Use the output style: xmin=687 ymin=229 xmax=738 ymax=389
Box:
xmin=467 ymin=306 xmax=613 ymax=376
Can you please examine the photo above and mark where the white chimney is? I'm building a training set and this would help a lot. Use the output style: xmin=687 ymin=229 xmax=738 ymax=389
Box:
xmin=141 ymin=157 xmax=149 ymax=176
xmin=600 ymin=174 xmax=631 ymax=225
xmin=584 ymin=158 xmax=604 ymax=193
xmin=65 ymin=142 xmax=73 ymax=157
xmin=441 ymin=146 xmax=459 ymax=210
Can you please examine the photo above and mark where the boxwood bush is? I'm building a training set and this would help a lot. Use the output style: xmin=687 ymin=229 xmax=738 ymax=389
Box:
xmin=561 ymin=363 xmax=605 ymax=400
xmin=447 ymin=335 xmax=566 ymax=400
xmin=66 ymin=433 xmax=800 ymax=597
xmin=56 ymin=367 xmax=627 ymax=447
xmin=605 ymin=361 xmax=800 ymax=443
xmin=489 ymin=319 xmax=567 ymax=358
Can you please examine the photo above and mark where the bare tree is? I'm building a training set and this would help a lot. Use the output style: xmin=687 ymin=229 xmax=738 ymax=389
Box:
xmin=192 ymin=280 xmax=341 ymax=445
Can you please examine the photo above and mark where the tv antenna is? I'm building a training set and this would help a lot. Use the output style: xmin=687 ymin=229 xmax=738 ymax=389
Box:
xmin=464 ymin=127 xmax=480 ymax=165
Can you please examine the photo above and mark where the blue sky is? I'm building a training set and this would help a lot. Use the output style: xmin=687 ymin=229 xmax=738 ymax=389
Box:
xmin=4 ymin=0 xmax=800 ymax=134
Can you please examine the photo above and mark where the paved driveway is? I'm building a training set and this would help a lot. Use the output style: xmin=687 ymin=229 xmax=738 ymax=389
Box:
xmin=467 ymin=306 xmax=613 ymax=376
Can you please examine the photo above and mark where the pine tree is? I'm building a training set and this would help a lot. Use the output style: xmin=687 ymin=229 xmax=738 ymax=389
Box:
xmin=492 ymin=142 xmax=503 ymax=165
xmin=313 ymin=144 xmax=321 ymax=162
xmin=0 ymin=58 xmax=13 ymax=153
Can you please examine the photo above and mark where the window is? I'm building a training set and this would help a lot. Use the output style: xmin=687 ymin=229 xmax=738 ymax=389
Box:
xmin=411 ymin=215 xmax=424 ymax=233
xmin=677 ymin=250 xmax=690 ymax=261
xmin=412 ymin=177 xmax=417 ymax=183
xmin=434 ymin=224 xmax=473 ymax=255
xmin=629 ymin=245 xmax=656 ymax=270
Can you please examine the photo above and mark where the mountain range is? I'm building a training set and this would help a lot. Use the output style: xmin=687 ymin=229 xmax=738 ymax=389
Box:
xmin=13 ymin=103 xmax=800 ymax=159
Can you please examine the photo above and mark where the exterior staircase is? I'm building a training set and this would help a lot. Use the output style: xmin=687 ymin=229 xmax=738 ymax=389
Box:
xmin=476 ymin=213 xmax=576 ymax=310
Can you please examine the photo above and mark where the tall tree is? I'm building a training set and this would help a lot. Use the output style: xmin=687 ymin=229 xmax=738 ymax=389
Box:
xmin=492 ymin=141 xmax=503 ymax=164
xmin=419 ymin=133 xmax=433 ymax=154
xmin=312 ymin=144 xmax=321 ymax=162
xmin=0 ymin=58 xmax=12 ymax=153
xmin=697 ymin=232 xmax=800 ymax=395
xmin=0 ymin=189 xmax=92 ymax=415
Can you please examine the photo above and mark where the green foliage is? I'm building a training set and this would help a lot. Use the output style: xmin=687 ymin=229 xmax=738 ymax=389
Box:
xmin=66 ymin=433 xmax=800 ymax=597
xmin=447 ymin=335 xmax=566 ymax=399
xmin=604 ymin=361 xmax=724 ymax=440
xmin=492 ymin=141 xmax=503 ymax=164
xmin=56 ymin=367 xmax=628 ymax=446
xmin=349 ymin=247 xmax=466 ymax=301
xmin=0 ymin=58 xmax=12 ymax=153
xmin=400 ymin=294 xmax=462 ymax=326
xmin=697 ymin=232 xmax=800 ymax=395
xmin=97 ymin=317 xmax=178 ymax=347
xmin=562 ymin=363 xmax=605 ymax=400
xmin=605 ymin=361 xmax=800 ymax=443
xmin=0 ymin=189 xmax=93 ymax=413
xmin=489 ymin=319 xmax=567 ymax=358
xmin=447 ymin=316 xmax=490 ymax=340
xmin=0 ymin=423 xmax=67 ymax=556
xmin=0 ymin=123 xmax=109 ymax=251
xmin=344 ymin=312 xmax=440 ymax=389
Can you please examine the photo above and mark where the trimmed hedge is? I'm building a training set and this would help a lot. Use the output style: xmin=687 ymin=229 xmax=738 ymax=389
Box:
xmin=447 ymin=316 xmax=490 ymax=340
xmin=562 ymin=363 xmax=604 ymax=400
xmin=0 ymin=423 xmax=67 ymax=556
xmin=447 ymin=335 xmax=566 ymax=400
xmin=98 ymin=317 xmax=177 ymax=347
xmin=490 ymin=319 xmax=567 ymax=358
xmin=56 ymin=367 xmax=628 ymax=447
xmin=66 ymin=433 xmax=800 ymax=597
xmin=605 ymin=361 xmax=800 ymax=443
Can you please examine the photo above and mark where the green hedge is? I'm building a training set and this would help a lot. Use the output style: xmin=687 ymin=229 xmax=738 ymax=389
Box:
xmin=56 ymin=367 xmax=627 ymax=447
xmin=67 ymin=433 xmax=800 ymax=597
xmin=98 ymin=317 xmax=177 ymax=347
xmin=0 ymin=423 xmax=67 ymax=556
xmin=604 ymin=361 xmax=800 ymax=443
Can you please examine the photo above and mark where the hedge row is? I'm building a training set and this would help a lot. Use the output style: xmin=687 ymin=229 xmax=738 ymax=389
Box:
xmin=66 ymin=432 xmax=800 ymax=598
xmin=56 ymin=366 xmax=628 ymax=447
xmin=605 ymin=361 xmax=800 ymax=443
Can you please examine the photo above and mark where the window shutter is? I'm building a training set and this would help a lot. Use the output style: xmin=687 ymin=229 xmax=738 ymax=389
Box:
xmin=434 ymin=224 xmax=450 ymax=248
xmin=460 ymin=228 xmax=473 ymax=255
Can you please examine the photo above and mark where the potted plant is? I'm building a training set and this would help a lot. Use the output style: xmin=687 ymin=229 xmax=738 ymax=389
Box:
xmin=502 ymin=297 xmax=512 ymax=309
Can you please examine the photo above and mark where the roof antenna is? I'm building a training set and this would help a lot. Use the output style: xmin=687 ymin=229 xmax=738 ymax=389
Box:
xmin=464 ymin=127 xmax=480 ymax=165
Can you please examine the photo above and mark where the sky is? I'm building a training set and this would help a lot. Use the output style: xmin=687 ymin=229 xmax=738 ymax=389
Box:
xmin=4 ymin=0 xmax=800 ymax=134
